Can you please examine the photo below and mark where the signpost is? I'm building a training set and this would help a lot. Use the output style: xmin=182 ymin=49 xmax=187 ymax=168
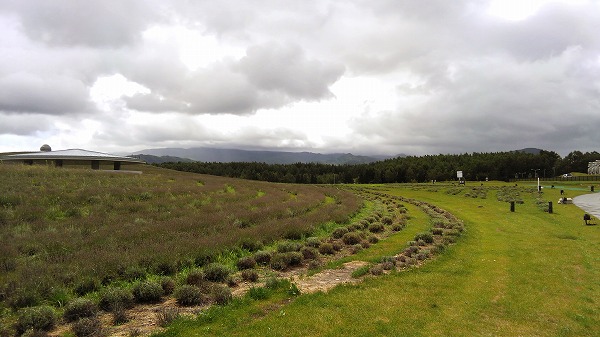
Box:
xmin=457 ymin=171 xmax=464 ymax=185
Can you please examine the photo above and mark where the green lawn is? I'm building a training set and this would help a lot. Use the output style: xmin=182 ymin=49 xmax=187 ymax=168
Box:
xmin=157 ymin=182 xmax=600 ymax=336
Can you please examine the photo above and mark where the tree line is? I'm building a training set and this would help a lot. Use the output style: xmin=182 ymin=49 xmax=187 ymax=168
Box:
xmin=156 ymin=150 xmax=600 ymax=184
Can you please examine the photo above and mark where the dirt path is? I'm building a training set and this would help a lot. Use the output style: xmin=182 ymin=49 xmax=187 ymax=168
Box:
xmin=49 ymin=261 xmax=370 ymax=337
xmin=291 ymin=261 xmax=369 ymax=294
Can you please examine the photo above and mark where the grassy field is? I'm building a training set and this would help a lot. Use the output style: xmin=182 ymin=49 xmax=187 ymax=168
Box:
xmin=0 ymin=163 xmax=362 ymax=332
xmin=157 ymin=181 xmax=599 ymax=336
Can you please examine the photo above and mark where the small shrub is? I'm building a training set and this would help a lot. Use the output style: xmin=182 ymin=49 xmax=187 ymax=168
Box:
xmin=270 ymin=253 xmax=292 ymax=271
xmin=112 ymin=303 xmax=128 ymax=325
xmin=247 ymin=287 xmax=269 ymax=300
xmin=300 ymin=246 xmax=319 ymax=260
xmin=350 ymin=244 xmax=363 ymax=254
xmin=238 ymin=238 xmax=263 ymax=252
xmin=186 ymin=269 xmax=205 ymax=286
xmin=391 ymin=224 xmax=404 ymax=231
xmin=15 ymin=306 xmax=56 ymax=334
xmin=132 ymin=280 xmax=163 ymax=303
xmin=381 ymin=256 xmax=395 ymax=264
xmin=332 ymin=241 xmax=343 ymax=251
xmin=284 ymin=228 xmax=305 ymax=240
xmin=288 ymin=251 xmax=304 ymax=267
xmin=443 ymin=236 xmax=457 ymax=244
xmin=368 ymin=222 xmax=385 ymax=233
xmin=236 ymin=256 xmax=256 ymax=270
xmin=119 ymin=265 xmax=146 ymax=282
xmin=194 ymin=250 xmax=216 ymax=267
xmin=346 ymin=223 xmax=361 ymax=231
xmin=154 ymin=261 xmax=177 ymax=276
xmin=8 ymin=289 xmax=39 ymax=309
xmin=203 ymin=263 xmax=231 ymax=283
xmin=403 ymin=245 xmax=419 ymax=257
xmin=276 ymin=241 xmax=302 ymax=253
xmin=253 ymin=251 xmax=272 ymax=265
xmin=381 ymin=216 xmax=393 ymax=225
xmin=368 ymin=235 xmax=379 ymax=244
xmin=351 ymin=265 xmax=370 ymax=278
xmin=305 ymin=237 xmax=321 ymax=248
xmin=342 ymin=232 xmax=361 ymax=245
xmin=416 ymin=250 xmax=430 ymax=260
xmin=360 ymin=240 xmax=371 ymax=249
xmin=415 ymin=232 xmax=434 ymax=244
xmin=226 ymin=276 xmax=239 ymax=287
xmin=332 ymin=227 xmax=349 ymax=239
xmin=72 ymin=317 xmax=104 ymax=337
xmin=382 ymin=261 xmax=395 ymax=270
xmin=241 ymin=269 xmax=259 ymax=282
xmin=431 ymin=228 xmax=444 ymax=236
xmin=370 ymin=264 xmax=384 ymax=275
xmin=156 ymin=307 xmax=180 ymax=327
xmin=160 ymin=277 xmax=176 ymax=295
xmin=265 ymin=277 xmax=283 ymax=289
xmin=74 ymin=278 xmax=100 ymax=296
xmin=307 ymin=259 xmax=322 ymax=270
xmin=288 ymin=283 xmax=301 ymax=296
xmin=174 ymin=285 xmax=205 ymax=306
xmin=211 ymin=285 xmax=232 ymax=305
xmin=64 ymin=298 xmax=98 ymax=322
xmin=99 ymin=287 xmax=134 ymax=312
xmin=318 ymin=243 xmax=335 ymax=255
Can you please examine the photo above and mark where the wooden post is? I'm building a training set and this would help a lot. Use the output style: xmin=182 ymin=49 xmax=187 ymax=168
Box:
xmin=510 ymin=201 xmax=515 ymax=212
xmin=548 ymin=201 xmax=552 ymax=214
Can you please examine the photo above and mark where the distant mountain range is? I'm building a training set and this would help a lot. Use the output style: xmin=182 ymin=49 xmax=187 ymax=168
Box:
xmin=130 ymin=147 xmax=396 ymax=164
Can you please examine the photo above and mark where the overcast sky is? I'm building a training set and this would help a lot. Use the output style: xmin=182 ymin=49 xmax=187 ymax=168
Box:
xmin=1 ymin=0 xmax=599 ymax=157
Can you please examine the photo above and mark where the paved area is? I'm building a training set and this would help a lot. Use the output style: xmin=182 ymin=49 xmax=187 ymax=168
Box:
xmin=573 ymin=192 xmax=600 ymax=220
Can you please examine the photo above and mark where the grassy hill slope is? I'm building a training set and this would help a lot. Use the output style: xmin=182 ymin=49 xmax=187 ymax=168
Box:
xmin=0 ymin=164 xmax=361 ymax=314
xmin=158 ymin=182 xmax=599 ymax=336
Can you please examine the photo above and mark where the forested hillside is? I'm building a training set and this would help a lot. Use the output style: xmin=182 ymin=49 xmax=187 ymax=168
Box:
xmin=158 ymin=150 xmax=600 ymax=184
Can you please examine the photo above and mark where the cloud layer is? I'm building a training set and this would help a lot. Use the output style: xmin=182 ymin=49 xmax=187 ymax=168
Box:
xmin=1 ymin=0 xmax=599 ymax=156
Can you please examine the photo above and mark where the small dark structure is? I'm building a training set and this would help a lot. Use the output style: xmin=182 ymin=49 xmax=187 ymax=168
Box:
xmin=584 ymin=213 xmax=591 ymax=225
xmin=1 ymin=148 xmax=145 ymax=171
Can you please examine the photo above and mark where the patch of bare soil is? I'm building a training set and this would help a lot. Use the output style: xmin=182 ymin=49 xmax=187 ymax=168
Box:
xmin=49 ymin=298 xmax=208 ymax=337
xmin=292 ymin=261 xmax=369 ymax=294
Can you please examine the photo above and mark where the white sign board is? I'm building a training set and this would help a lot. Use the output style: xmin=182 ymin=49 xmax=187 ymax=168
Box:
xmin=457 ymin=171 xmax=463 ymax=178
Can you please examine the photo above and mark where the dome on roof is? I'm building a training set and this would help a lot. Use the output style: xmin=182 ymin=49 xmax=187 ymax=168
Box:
xmin=40 ymin=144 xmax=51 ymax=152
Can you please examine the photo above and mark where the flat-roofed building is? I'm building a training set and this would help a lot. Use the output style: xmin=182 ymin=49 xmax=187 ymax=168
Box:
xmin=0 ymin=148 xmax=145 ymax=171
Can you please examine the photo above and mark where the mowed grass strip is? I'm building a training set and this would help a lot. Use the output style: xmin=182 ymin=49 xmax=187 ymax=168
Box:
xmin=157 ymin=183 xmax=599 ymax=336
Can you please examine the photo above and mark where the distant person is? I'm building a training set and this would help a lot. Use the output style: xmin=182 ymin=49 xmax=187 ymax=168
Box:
xmin=560 ymin=189 xmax=564 ymax=195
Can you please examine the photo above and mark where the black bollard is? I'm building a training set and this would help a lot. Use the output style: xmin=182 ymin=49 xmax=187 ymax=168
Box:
xmin=548 ymin=201 xmax=553 ymax=214
xmin=592 ymin=186 xmax=595 ymax=192
xmin=510 ymin=201 xmax=515 ymax=212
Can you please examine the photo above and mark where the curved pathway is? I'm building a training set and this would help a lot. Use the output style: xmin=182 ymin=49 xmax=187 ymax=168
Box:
xmin=573 ymin=192 xmax=600 ymax=220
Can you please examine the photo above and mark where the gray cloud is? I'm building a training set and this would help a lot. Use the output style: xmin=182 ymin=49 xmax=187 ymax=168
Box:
xmin=124 ymin=43 xmax=344 ymax=115
xmin=1 ymin=0 xmax=158 ymax=47
xmin=0 ymin=73 xmax=93 ymax=115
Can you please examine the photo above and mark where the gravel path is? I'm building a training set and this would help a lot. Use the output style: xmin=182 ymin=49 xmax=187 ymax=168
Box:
xmin=573 ymin=192 xmax=600 ymax=220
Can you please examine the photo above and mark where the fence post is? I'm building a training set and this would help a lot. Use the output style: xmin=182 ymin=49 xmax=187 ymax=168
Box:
xmin=548 ymin=201 xmax=553 ymax=214
xmin=510 ymin=201 xmax=515 ymax=212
